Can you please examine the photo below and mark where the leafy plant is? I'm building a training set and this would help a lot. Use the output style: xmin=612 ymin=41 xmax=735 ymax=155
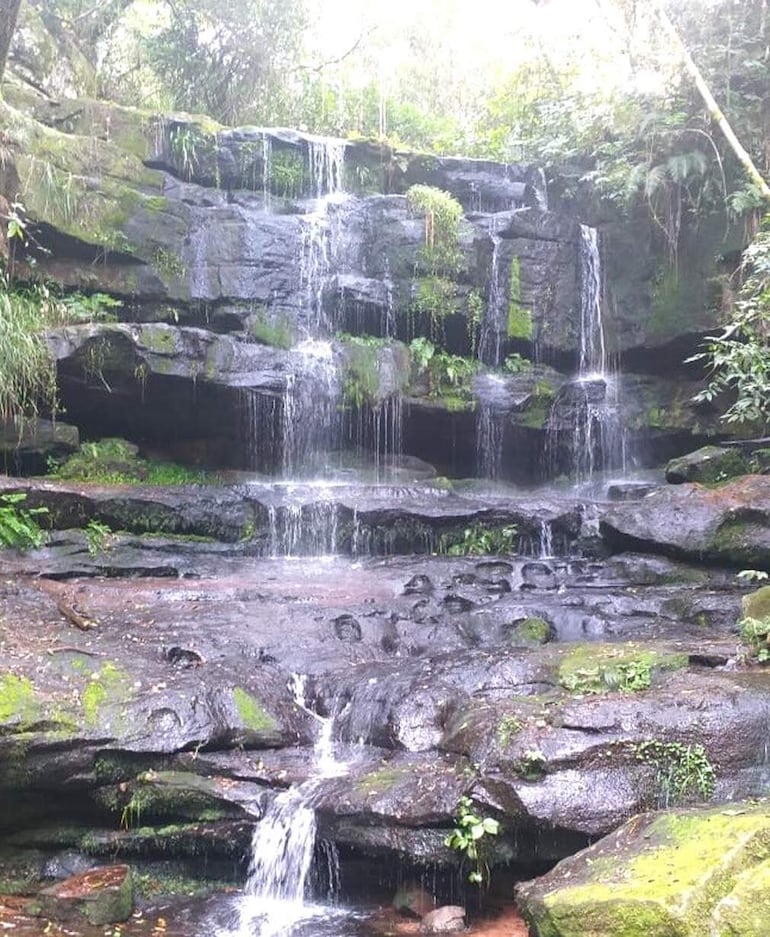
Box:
xmin=633 ymin=740 xmax=716 ymax=807
xmin=503 ymin=352 xmax=529 ymax=373
xmin=688 ymin=218 xmax=770 ymax=429
xmin=439 ymin=522 xmax=518 ymax=556
xmin=85 ymin=519 xmax=113 ymax=557
xmin=444 ymin=795 xmax=499 ymax=885
xmin=406 ymin=185 xmax=463 ymax=278
xmin=739 ymin=616 xmax=770 ymax=663
xmin=0 ymin=493 xmax=48 ymax=550
xmin=514 ymin=747 xmax=547 ymax=780
xmin=409 ymin=336 xmax=436 ymax=373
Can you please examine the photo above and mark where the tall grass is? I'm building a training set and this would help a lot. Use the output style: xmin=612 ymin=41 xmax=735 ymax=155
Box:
xmin=0 ymin=286 xmax=58 ymax=421
xmin=0 ymin=276 xmax=120 ymax=422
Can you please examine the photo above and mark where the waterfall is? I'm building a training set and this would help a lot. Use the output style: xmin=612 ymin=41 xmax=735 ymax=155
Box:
xmin=282 ymin=341 xmax=341 ymax=477
xmin=307 ymin=136 xmax=346 ymax=198
xmin=230 ymin=675 xmax=347 ymax=937
xmin=478 ymin=227 xmax=506 ymax=366
xmin=476 ymin=399 xmax=504 ymax=480
xmin=265 ymin=495 xmax=340 ymax=557
xmin=545 ymin=225 xmax=627 ymax=485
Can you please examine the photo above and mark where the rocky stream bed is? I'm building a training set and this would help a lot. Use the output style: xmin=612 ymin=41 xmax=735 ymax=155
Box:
xmin=0 ymin=473 xmax=769 ymax=935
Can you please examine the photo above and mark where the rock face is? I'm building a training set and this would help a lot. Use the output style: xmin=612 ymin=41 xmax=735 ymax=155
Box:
xmin=516 ymin=802 xmax=770 ymax=937
xmin=0 ymin=94 xmax=738 ymax=481
xmin=601 ymin=474 xmax=770 ymax=567
xmin=0 ymin=476 xmax=767 ymax=889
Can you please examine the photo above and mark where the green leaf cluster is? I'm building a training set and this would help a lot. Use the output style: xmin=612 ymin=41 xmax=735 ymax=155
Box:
xmin=444 ymin=795 xmax=500 ymax=885
xmin=0 ymin=493 xmax=48 ymax=551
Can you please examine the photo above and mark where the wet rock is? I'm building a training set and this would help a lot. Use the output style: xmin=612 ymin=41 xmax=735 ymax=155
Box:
xmin=37 ymin=865 xmax=133 ymax=926
xmin=600 ymin=475 xmax=770 ymax=567
xmin=521 ymin=562 xmax=557 ymax=590
xmin=392 ymin=883 xmax=435 ymax=917
xmin=516 ymin=802 xmax=770 ymax=937
xmin=0 ymin=418 xmax=79 ymax=475
xmin=665 ymin=445 xmax=750 ymax=484
xmin=403 ymin=574 xmax=434 ymax=596
xmin=333 ymin=614 xmax=363 ymax=642
xmin=442 ymin=594 xmax=475 ymax=613
xmin=420 ymin=905 xmax=465 ymax=933
xmin=606 ymin=481 xmax=659 ymax=501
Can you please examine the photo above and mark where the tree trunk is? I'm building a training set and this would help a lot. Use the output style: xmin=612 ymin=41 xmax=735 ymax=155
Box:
xmin=655 ymin=1 xmax=770 ymax=202
xmin=0 ymin=0 xmax=23 ymax=87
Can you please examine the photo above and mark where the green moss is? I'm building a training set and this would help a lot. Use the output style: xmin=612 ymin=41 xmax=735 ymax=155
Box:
xmin=81 ymin=662 xmax=131 ymax=728
xmin=406 ymin=185 xmax=463 ymax=278
xmin=507 ymin=257 xmax=533 ymax=339
xmin=509 ymin=617 xmax=551 ymax=646
xmin=150 ymin=248 xmax=186 ymax=281
xmin=558 ymin=643 xmax=688 ymax=695
xmin=540 ymin=808 xmax=770 ymax=937
xmin=248 ymin=308 xmax=295 ymax=349
xmin=232 ymin=688 xmax=278 ymax=732
xmin=355 ymin=765 xmax=408 ymax=794
xmin=0 ymin=675 xmax=40 ymax=727
xmin=742 ymin=585 xmax=770 ymax=620
xmin=139 ymin=324 xmax=178 ymax=354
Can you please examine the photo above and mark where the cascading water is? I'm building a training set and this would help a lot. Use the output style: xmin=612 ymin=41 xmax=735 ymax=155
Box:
xmin=545 ymin=224 xmax=627 ymax=485
xmin=282 ymin=341 xmax=341 ymax=477
xmin=478 ymin=226 xmax=506 ymax=367
xmin=229 ymin=675 xmax=349 ymax=937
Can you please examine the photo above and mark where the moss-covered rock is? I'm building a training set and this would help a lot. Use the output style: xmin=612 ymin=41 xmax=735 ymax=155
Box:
xmin=665 ymin=446 xmax=750 ymax=485
xmin=37 ymin=865 xmax=133 ymax=926
xmin=516 ymin=801 xmax=770 ymax=937
xmin=557 ymin=642 xmax=688 ymax=695
xmin=711 ymin=856 xmax=770 ymax=937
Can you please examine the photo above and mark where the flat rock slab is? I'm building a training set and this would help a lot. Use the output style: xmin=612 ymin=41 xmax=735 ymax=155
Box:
xmin=601 ymin=475 xmax=770 ymax=566
xmin=37 ymin=864 xmax=133 ymax=925
xmin=516 ymin=801 xmax=770 ymax=937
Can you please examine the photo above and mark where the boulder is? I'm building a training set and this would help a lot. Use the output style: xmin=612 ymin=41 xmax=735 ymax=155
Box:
xmin=419 ymin=905 xmax=465 ymax=934
xmin=37 ymin=864 xmax=133 ymax=926
xmin=0 ymin=418 xmax=79 ymax=475
xmin=665 ymin=445 xmax=750 ymax=484
xmin=600 ymin=475 xmax=770 ymax=567
xmin=516 ymin=802 xmax=770 ymax=937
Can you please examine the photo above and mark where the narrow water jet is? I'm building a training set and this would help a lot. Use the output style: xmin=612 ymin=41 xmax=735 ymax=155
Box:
xmin=544 ymin=225 xmax=627 ymax=484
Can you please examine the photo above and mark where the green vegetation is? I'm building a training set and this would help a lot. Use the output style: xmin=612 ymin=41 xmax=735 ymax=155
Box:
xmin=51 ymin=438 xmax=221 ymax=486
xmin=85 ymin=519 xmax=113 ymax=557
xmin=0 ymin=262 xmax=119 ymax=424
xmin=507 ymin=256 xmax=532 ymax=340
xmin=439 ymin=522 xmax=517 ymax=556
xmin=0 ymin=674 xmax=40 ymax=726
xmin=406 ymin=186 xmax=465 ymax=340
xmin=689 ymin=217 xmax=770 ymax=430
xmin=232 ymin=687 xmax=278 ymax=732
xmin=496 ymin=715 xmax=523 ymax=747
xmin=408 ymin=338 xmax=479 ymax=400
xmin=558 ymin=644 xmax=688 ymax=695
xmin=444 ymin=795 xmax=500 ymax=885
xmin=632 ymin=740 xmax=716 ymax=807
xmin=739 ymin=617 xmax=770 ymax=663
xmin=82 ymin=662 xmax=131 ymax=728
xmin=0 ymin=493 xmax=48 ymax=550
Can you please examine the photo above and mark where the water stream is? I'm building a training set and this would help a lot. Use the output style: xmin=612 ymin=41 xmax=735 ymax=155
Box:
xmin=226 ymin=676 xmax=351 ymax=937
xmin=545 ymin=224 xmax=627 ymax=484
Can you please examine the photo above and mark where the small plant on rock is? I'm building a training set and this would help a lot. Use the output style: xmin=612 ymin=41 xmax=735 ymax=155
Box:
xmin=444 ymin=795 xmax=500 ymax=885
xmin=0 ymin=493 xmax=48 ymax=550
xmin=85 ymin=519 xmax=113 ymax=558
xmin=739 ymin=616 xmax=770 ymax=663
xmin=633 ymin=740 xmax=715 ymax=807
